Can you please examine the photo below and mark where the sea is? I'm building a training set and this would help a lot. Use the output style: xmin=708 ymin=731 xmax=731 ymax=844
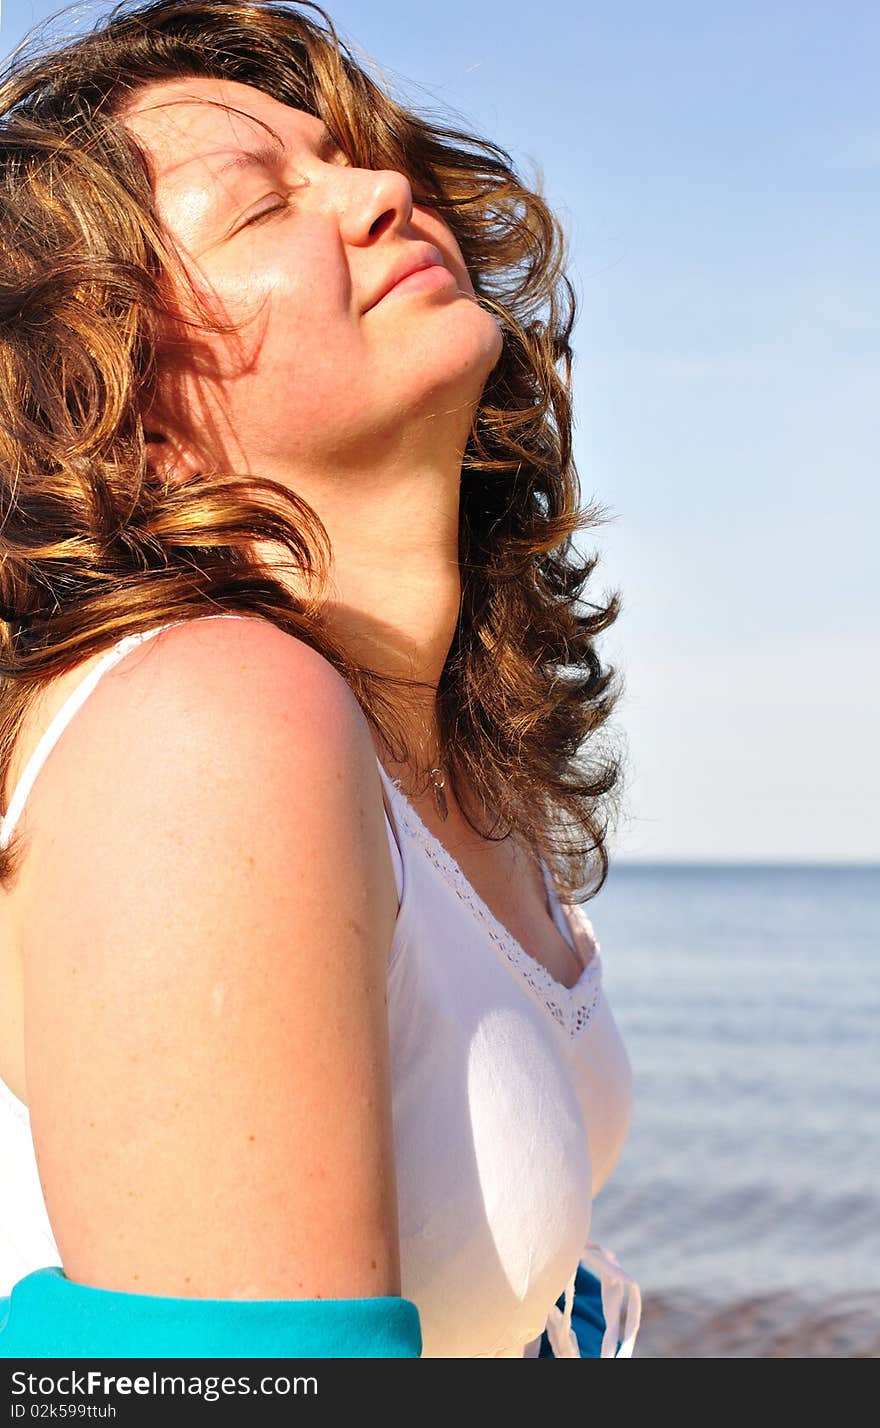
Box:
xmin=583 ymin=861 xmax=879 ymax=1358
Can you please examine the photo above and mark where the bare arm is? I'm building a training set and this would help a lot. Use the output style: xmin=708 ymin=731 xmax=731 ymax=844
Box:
xmin=18 ymin=617 xmax=401 ymax=1301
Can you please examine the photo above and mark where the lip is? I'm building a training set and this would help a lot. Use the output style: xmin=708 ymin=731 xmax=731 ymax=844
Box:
xmin=363 ymin=244 xmax=449 ymax=313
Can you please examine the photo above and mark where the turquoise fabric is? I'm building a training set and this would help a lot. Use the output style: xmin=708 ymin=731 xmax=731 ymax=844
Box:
xmin=0 ymin=1266 xmax=422 ymax=1358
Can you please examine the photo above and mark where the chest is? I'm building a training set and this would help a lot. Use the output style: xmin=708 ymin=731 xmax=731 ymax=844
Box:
xmin=386 ymin=924 xmax=594 ymax=1356
xmin=380 ymin=813 xmax=631 ymax=1356
xmin=387 ymin=783 xmax=588 ymax=992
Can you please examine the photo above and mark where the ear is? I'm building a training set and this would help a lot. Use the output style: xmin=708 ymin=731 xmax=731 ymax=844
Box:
xmin=143 ymin=425 xmax=203 ymax=485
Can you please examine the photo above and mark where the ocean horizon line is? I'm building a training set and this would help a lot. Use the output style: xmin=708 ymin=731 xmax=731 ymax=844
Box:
xmin=608 ymin=857 xmax=879 ymax=872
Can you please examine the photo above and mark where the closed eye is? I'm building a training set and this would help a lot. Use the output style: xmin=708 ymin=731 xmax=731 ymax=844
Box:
xmin=239 ymin=198 xmax=290 ymax=229
xmin=233 ymin=149 xmax=350 ymax=234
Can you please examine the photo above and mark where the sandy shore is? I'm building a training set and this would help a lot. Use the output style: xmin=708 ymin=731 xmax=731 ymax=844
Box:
xmin=633 ymin=1289 xmax=880 ymax=1358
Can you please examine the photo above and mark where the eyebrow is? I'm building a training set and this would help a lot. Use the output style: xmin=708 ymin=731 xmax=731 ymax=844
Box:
xmin=184 ymin=122 xmax=340 ymax=230
xmin=208 ymin=122 xmax=339 ymax=184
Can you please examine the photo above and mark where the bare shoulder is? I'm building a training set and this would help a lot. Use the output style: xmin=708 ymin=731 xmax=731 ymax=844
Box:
xmin=15 ymin=613 xmax=401 ymax=1298
xmin=86 ymin=613 xmax=373 ymax=757
xmin=14 ymin=614 xmax=389 ymax=908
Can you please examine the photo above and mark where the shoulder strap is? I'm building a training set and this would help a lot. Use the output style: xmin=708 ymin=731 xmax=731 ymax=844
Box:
xmin=373 ymin=760 xmax=405 ymax=907
xmin=0 ymin=614 xmax=254 ymax=852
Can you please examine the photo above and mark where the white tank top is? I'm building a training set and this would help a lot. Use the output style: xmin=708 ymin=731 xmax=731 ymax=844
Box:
xmin=0 ymin=615 xmax=642 ymax=1358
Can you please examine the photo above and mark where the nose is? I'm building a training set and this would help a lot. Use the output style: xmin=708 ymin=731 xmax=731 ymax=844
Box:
xmin=336 ymin=166 xmax=416 ymax=247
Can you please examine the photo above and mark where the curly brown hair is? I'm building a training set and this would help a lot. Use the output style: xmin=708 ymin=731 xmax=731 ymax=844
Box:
xmin=0 ymin=0 xmax=625 ymax=899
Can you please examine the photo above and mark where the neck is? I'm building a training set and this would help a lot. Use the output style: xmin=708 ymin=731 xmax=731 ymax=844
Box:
xmin=251 ymin=439 xmax=463 ymax=780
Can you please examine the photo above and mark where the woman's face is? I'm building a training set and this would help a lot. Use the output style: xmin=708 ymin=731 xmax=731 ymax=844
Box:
xmin=118 ymin=76 xmax=503 ymax=475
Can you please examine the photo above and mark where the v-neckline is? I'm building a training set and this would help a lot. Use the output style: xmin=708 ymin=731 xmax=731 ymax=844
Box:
xmin=375 ymin=760 xmax=602 ymax=1037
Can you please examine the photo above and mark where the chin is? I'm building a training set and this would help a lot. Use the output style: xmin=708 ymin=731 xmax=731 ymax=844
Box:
xmin=425 ymin=303 xmax=505 ymax=390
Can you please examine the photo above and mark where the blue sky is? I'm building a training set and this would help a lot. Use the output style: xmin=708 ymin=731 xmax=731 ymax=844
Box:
xmin=1 ymin=0 xmax=877 ymax=862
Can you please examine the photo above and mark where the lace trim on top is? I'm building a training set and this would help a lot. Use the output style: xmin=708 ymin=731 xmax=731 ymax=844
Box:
xmin=381 ymin=771 xmax=602 ymax=1039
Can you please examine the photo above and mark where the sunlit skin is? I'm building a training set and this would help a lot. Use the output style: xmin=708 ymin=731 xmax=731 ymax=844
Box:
xmin=118 ymin=77 xmax=504 ymax=794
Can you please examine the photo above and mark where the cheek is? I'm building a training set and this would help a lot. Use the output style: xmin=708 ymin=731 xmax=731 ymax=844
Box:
xmin=187 ymin=257 xmax=355 ymax=394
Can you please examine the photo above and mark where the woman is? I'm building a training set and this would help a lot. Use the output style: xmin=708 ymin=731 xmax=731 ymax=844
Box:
xmin=0 ymin=0 xmax=641 ymax=1357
